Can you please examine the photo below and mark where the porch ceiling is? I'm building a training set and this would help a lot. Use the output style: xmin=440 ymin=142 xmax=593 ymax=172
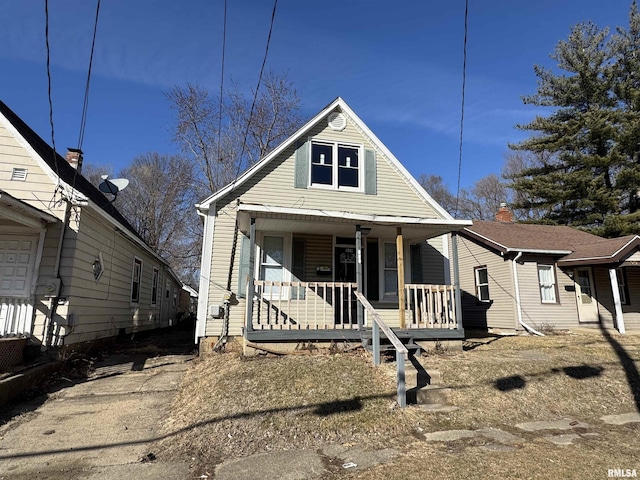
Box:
xmin=237 ymin=203 xmax=471 ymax=242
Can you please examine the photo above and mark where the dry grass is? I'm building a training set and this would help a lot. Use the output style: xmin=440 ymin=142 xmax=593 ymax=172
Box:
xmin=157 ymin=332 xmax=640 ymax=476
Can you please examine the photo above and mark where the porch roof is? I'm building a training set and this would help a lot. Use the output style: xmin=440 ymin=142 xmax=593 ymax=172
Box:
xmin=0 ymin=190 xmax=59 ymax=229
xmin=237 ymin=203 xmax=471 ymax=242
xmin=557 ymin=235 xmax=640 ymax=267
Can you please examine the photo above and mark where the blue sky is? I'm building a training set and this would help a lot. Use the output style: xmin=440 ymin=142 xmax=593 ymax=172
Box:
xmin=0 ymin=0 xmax=635 ymax=194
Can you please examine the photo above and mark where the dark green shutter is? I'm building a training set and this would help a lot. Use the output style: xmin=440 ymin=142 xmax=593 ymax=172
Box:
xmin=364 ymin=149 xmax=377 ymax=195
xmin=237 ymin=233 xmax=251 ymax=298
xmin=294 ymin=141 xmax=309 ymax=188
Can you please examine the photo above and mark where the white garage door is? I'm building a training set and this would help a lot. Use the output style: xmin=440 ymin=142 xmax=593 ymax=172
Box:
xmin=0 ymin=235 xmax=38 ymax=298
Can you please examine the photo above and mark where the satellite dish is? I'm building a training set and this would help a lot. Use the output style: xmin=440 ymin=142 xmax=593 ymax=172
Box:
xmin=98 ymin=175 xmax=129 ymax=203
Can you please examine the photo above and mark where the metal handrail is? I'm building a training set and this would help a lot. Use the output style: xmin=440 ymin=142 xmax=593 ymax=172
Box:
xmin=354 ymin=291 xmax=408 ymax=408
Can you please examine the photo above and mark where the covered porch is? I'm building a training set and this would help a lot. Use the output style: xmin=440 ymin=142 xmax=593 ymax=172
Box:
xmin=236 ymin=202 xmax=471 ymax=343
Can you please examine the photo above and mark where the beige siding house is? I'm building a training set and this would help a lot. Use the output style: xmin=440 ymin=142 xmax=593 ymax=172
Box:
xmin=458 ymin=215 xmax=640 ymax=334
xmin=0 ymin=100 xmax=182 ymax=352
xmin=195 ymin=98 xmax=472 ymax=351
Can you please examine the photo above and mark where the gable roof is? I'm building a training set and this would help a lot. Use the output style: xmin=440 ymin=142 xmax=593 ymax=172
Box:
xmin=0 ymin=100 xmax=182 ymax=282
xmin=196 ymin=97 xmax=454 ymax=221
xmin=0 ymin=100 xmax=139 ymax=238
xmin=463 ymin=221 xmax=640 ymax=266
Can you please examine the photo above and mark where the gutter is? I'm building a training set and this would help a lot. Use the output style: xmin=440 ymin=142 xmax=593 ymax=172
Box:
xmin=511 ymin=252 xmax=544 ymax=336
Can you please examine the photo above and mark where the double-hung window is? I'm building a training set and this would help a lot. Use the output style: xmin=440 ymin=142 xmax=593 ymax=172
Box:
xmin=616 ymin=268 xmax=629 ymax=305
xmin=537 ymin=264 xmax=557 ymax=303
xmin=131 ymin=257 xmax=142 ymax=304
xmin=151 ymin=267 xmax=159 ymax=305
xmin=310 ymin=141 xmax=361 ymax=191
xmin=475 ymin=266 xmax=490 ymax=302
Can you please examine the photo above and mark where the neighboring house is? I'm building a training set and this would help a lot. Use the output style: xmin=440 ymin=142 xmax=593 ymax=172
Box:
xmin=0 ymin=100 xmax=182 ymax=351
xmin=195 ymin=97 xmax=472 ymax=351
xmin=180 ymin=284 xmax=198 ymax=316
xmin=457 ymin=207 xmax=639 ymax=334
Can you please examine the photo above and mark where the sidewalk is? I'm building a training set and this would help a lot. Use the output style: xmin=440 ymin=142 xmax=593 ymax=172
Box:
xmin=0 ymin=327 xmax=194 ymax=480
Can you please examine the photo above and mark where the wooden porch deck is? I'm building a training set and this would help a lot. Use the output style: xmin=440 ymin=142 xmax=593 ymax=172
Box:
xmin=245 ymin=281 xmax=464 ymax=342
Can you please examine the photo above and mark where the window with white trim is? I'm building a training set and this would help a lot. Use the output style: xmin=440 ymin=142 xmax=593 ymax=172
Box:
xmin=260 ymin=235 xmax=285 ymax=295
xmin=151 ymin=267 xmax=159 ymax=305
xmin=537 ymin=264 xmax=557 ymax=303
xmin=616 ymin=268 xmax=629 ymax=305
xmin=310 ymin=141 xmax=362 ymax=191
xmin=474 ymin=266 xmax=490 ymax=302
xmin=383 ymin=242 xmax=398 ymax=300
xmin=131 ymin=257 xmax=142 ymax=304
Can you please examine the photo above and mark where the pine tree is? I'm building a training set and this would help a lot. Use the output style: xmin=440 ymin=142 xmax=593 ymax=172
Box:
xmin=508 ymin=3 xmax=640 ymax=236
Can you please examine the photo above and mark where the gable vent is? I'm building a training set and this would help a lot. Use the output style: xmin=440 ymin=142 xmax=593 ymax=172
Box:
xmin=327 ymin=112 xmax=346 ymax=131
xmin=11 ymin=168 xmax=28 ymax=181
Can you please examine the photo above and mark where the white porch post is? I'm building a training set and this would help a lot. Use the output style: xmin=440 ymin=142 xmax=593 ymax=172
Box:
xmin=608 ymin=268 xmax=626 ymax=335
xmin=355 ymin=225 xmax=364 ymax=330
xmin=451 ymin=232 xmax=463 ymax=331
xmin=245 ymin=217 xmax=256 ymax=334
xmin=396 ymin=227 xmax=406 ymax=329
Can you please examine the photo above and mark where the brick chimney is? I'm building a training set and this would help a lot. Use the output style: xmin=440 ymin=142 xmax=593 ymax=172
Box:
xmin=65 ymin=148 xmax=83 ymax=171
xmin=496 ymin=202 xmax=513 ymax=223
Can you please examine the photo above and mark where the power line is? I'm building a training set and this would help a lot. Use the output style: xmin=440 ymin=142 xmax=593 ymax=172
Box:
xmin=44 ymin=0 xmax=59 ymax=181
xmin=77 ymin=0 xmax=101 ymax=151
xmin=216 ymin=0 xmax=227 ymax=163
xmin=231 ymin=0 xmax=278 ymax=185
xmin=454 ymin=0 xmax=469 ymax=218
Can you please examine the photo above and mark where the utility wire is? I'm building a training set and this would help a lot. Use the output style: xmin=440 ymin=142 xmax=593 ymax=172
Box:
xmin=454 ymin=0 xmax=469 ymax=218
xmin=44 ymin=0 xmax=59 ymax=181
xmin=77 ymin=0 xmax=101 ymax=152
xmin=231 ymin=0 xmax=278 ymax=186
xmin=216 ymin=0 xmax=227 ymax=163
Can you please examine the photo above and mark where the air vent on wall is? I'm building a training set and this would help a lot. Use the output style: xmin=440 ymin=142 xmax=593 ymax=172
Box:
xmin=11 ymin=168 xmax=27 ymax=181
xmin=327 ymin=112 xmax=346 ymax=131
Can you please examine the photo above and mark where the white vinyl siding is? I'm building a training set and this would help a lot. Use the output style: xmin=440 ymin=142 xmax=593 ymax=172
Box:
xmin=455 ymin=235 xmax=516 ymax=330
xmin=537 ymin=264 xmax=557 ymax=303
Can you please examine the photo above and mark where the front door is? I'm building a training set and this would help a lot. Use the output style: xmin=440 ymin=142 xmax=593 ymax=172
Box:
xmin=334 ymin=242 xmax=358 ymax=324
xmin=575 ymin=267 xmax=599 ymax=323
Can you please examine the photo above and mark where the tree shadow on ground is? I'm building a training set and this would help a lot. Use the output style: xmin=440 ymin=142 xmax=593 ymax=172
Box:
xmin=599 ymin=325 xmax=640 ymax=412
xmin=494 ymin=364 xmax=604 ymax=392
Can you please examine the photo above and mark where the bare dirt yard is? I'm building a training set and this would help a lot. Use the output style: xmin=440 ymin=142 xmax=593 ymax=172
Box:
xmin=157 ymin=330 xmax=640 ymax=479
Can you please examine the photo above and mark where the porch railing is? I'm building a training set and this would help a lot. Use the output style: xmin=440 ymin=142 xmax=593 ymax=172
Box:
xmin=251 ymin=281 xmax=358 ymax=330
xmin=0 ymin=297 xmax=33 ymax=337
xmin=354 ymin=291 xmax=407 ymax=408
xmin=404 ymin=284 xmax=458 ymax=329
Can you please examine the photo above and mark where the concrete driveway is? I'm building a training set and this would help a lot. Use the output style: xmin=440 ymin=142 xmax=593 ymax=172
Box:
xmin=0 ymin=328 xmax=195 ymax=480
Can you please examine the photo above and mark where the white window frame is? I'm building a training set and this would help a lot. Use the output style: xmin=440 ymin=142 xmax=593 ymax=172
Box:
xmin=151 ymin=267 xmax=159 ymax=306
xmin=616 ymin=268 xmax=628 ymax=305
xmin=255 ymin=233 xmax=292 ymax=298
xmin=537 ymin=264 xmax=558 ymax=304
xmin=474 ymin=266 xmax=490 ymax=303
xmin=380 ymin=241 xmax=399 ymax=302
xmin=308 ymin=139 xmax=364 ymax=192
xmin=131 ymin=257 xmax=143 ymax=305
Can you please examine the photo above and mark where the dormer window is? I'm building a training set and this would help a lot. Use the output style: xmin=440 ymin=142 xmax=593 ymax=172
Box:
xmin=310 ymin=141 xmax=362 ymax=191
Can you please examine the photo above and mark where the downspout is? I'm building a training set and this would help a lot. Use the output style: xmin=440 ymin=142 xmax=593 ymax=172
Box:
xmin=511 ymin=251 xmax=544 ymax=336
